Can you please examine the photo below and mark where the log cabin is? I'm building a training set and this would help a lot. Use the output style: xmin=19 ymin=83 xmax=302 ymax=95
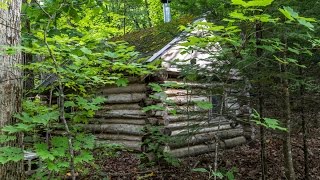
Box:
xmin=83 ymin=17 xmax=254 ymax=157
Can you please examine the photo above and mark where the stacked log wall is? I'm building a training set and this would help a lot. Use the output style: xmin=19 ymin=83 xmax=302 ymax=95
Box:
xmin=82 ymin=82 xmax=148 ymax=151
xmin=82 ymin=76 xmax=250 ymax=157
xmin=161 ymin=79 xmax=248 ymax=157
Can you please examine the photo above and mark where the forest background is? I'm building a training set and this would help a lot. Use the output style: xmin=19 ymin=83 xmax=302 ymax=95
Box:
xmin=0 ymin=0 xmax=320 ymax=179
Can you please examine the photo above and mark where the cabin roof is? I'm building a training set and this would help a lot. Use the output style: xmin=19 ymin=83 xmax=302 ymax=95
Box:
xmin=111 ymin=15 xmax=195 ymax=58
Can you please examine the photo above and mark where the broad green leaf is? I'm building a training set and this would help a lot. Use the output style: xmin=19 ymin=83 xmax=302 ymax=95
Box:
xmin=192 ymin=168 xmax=209 ymax=173
xmin=0 ymin=135 xmax=16 ymax=143
xmin=116 ymin=78 xmax=128 ymax=87
xmin=297 ymin=19 xmax=314 ymax=31
xmin=288 ymin=47 xmax=300 ymax=55
xmin=74 ymin=151 xmax=93 ymax=164
xmin=195 ymin=101 xmax=213 ymax=110
xmin=232 ymin=0 xmax=274 ymax=7
xmin=0 ymin=147 xmax=23 ymax=164
xmin=143 ymin=105 xmax=165 ymax=112
xmin=64 ymin=101 xmax=76 ymax=107
xmin=35 ymin=143 xmax=55 ymax=161
xmin=212 ymin=171 xmax=224 ymax=178
xmin=80 ymin=47 xmax=92 ymax=55
xmin=278 ymin=8 xmax=294 ymax=21
xmin=149 ymin=83 xmax=163 ymax=92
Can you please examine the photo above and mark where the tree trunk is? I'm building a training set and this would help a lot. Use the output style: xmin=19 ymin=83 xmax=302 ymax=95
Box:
xmin=299 ymin=68 xmax=309 ymax=180
xmin=0 ymin=0 xmax=24 ymax=179
xmin=282 ymin=64 xmax=296 ymax=180
xmin=256 ymin=20 xmax=267 ymax=180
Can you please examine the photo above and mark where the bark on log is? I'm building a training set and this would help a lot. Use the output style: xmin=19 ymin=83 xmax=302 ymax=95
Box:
xmin=170 ymin=124 xmax=232 ymax=136
xmin=95 ymin=134 xmax=142 ymax=141
xmin=222 ymin=136 xmax=246 ymax=148
xmin=92 ymin=118 xmax=146 ymax=125
xmin=105 ymin=93 xmax=146 ymax=104
xmin=166 ymin=115 xmax=209 ymax=122
xmin=98 ymin=84 xmax=147 ymax=94
xmin=95 ymin=109 xmax=147 ymax=119
xmin=169 ymin=143 xmax=218 ymax=157
xmin=166 ymin=106 xmax=209 ymax=114
xmin=167 ymin=96 xmax=209 ymax=105
xmin=166 ymin=120 xmax=231 ymax=130
xmin=96 ymin=140 xmax=141 ymax=151
xmin=146 ymin=118 xmax=169 ymax=126
xmin=99 ymin=103 xmax=142 ymax=110
xmin=169 ymin=136 xmax=246 ymax=157
xmin=164 ymin=81 xmax=223 ymax=89
xmin=165 ymin=89 xmax=207 ymax=97
xmin=169 ymin=129 xmax=243 ymax=148
xmin=81 ymin=124 xmax=144 ymax=135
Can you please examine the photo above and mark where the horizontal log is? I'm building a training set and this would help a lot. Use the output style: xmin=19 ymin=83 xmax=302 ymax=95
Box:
xmin=95 ymin=110 xmax=147 ymax=119
xmin=169 ymin=129 xmax=243 ymax=148
xmin=169 ymin=136 xmax=246 ymax=157
xmin=105 ymin=93 xmax=146 ymax=104
xmin=166 ymin=120 xmax=231 ymax=131
xmin=99 ymin=104 xmax=142 ymax=110
xmin=96 ymin=140 xmax=141 ymax=151
xmin=92 ymin=118 xmax=146 ymax=125
xmin=171 ymin=124 xmax=232 ymax=136
xmin=165 ymin=89 xmax=207 ymax=97
xmin=95 ymin=134 xmax=142 ymax=141
xmin=98 ymin=84 xmax=147 ymax=94
xmin=169 ymin=143 xmax=218 ymax=157
xmin=164 ymin=81 xmax=223 ymax=89
xmin=166 ymin=115 xmax=209 ymax=122
xmin=146 ymin=118 xmax=169 ymax=126
xmin=81 ymin=124 xmax=144 ymax=135
xmin=167 ymin=96 xmax=209 ymax=105
xmin=166 ymin=106 xmax=209 ymax=114
xmin=223 ymin=136 xmax=246 ymax=148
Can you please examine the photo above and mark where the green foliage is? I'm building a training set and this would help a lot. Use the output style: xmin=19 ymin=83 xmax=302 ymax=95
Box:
xmin=231 ymin=0 xmax=274 ymax=7
xmin=141 ymin=125 xmax=180 ymax=167
xmin=279 ymin=6 xmax=316 ymax=31
xmin=195 ymin=101 xmax=213 ymax=110
xmin=251 ymin=109 xmax=287 ymax=131
xmin=0 ymin=147 xmax=24 ymax=164
xmin=192 ymin=166 xmax=237 ymax=180
xmin=1 ymin=0 xmax=157 ymax=178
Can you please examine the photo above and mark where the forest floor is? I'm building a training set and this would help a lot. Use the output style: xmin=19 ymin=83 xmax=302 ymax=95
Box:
xmin=83 ymin=127 xmax=320 ymax=180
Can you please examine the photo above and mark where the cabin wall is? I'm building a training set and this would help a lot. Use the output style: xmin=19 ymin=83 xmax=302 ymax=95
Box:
xmin=84 ymin=75 xmax=251 ymax=157
xmin=84 ymin=81 xmax=148 ymax=151
xmin=160 ymin=78 xmax=248 ymax=157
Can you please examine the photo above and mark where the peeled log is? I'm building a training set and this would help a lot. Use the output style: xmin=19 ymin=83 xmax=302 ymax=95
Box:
xmin=98 ymin=84 xmax=147 ymax=94
xmin=92 ymin=118 xmax=146 ymax=125
xmin=95 ymin=134 xmax=142 ymax=141
xmin=105 ymin=93 xmax=146 ymax=104
xmin=81 ymin=124 xmax=144 ymax=135
xmin=96 ymin=140 xmax=141 ymax=151
xmin=95 ymin=109 xmax=147 ymax=119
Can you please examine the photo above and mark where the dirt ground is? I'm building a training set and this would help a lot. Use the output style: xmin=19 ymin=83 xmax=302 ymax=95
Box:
xmin=83 ymin=128 xmax=320 ymax=180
